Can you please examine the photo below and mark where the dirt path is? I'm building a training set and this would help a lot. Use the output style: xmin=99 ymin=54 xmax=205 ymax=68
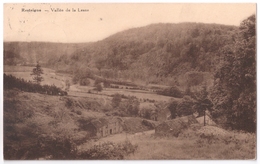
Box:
xmin=97 ymin=130 xmax=155 ymax=144
xmin=78 ymin=130 xmax=155 ymax=152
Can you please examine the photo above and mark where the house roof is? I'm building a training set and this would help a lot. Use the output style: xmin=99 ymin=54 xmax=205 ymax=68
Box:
xmin=91 ymin=118 xmax=108 ymax=129
xmin=90 ymin=117 xmax=121 ymax=129
xmin=163 ymin=115 xmax=198 ymax=128
xmin=196 ymin=114 xmax=216 ymax=125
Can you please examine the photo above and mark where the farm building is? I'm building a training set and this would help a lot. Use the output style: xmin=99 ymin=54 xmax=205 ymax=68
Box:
xmin=155 ymin=115 xmax=198 ymax=137
xmin=196 ymin=114 xmax=216 ymax=126
xmin=87 ymin=117 xmax=123 ymax=138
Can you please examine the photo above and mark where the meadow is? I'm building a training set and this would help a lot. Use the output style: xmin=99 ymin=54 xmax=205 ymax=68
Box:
xmin=77 ymin=123 xmax=256 ymax=160
xmin=125 ymin=126 xmax=256 ymax=160
xmin=4 ymin=65 xmax=175 ymax=102
xmin=4 ymin=65 xmax=68 ymax=89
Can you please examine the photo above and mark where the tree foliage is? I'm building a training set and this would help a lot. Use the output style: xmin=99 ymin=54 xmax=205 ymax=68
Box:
xmin=94 ymin=84 xmax=103 ymax=92
xmin=192 ymin=84 xmax=213 ymax=117
xmin=168 ymin=84 xmax=213 ymax=119
xmin=157 ymin=86 xmax=183 ymax=98
xmin=176 ymin=96 xmax=195 ymax=117
xmin=168 ymin=100 xmax=178 ymax=119
xmin=118 ymin=96 xmax=140 ymax=117
xmin=4 ymin=74 xmax=67 ymax=96
xmin=125 ymin=96 xmax=140 ymax=116
xmin=111 ymin=93 xmax=122 ymax=108
xmin=211 ymin=15 xmax=256 ymax=132
xmin=3 ymin=23 xmax=236 ymax=85
xmin=31 ymin=62 xmax=44 ymax=84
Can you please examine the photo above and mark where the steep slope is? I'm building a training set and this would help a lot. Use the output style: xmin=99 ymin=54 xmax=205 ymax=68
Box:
xmin=4 ymin=89 xmax=107 ymax=159
xmin=75 ymin=23 xmax=237 ymax=85
xmin=4 ymin=22 xmax=238 ymax=84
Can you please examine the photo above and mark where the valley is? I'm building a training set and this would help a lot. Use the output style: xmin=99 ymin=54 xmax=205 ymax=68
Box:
xmin=3 ymin=13 xmax=256 ymax=160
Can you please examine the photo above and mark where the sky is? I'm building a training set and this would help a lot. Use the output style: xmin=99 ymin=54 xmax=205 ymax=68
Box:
xmin=4 ymin=3 xmax=256 ymax=43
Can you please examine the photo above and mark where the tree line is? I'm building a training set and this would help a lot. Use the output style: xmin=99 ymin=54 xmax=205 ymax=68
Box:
xmin=210 ymin=15 xmax=256 ymax=132
xmin=167 ymin=15 xmax=256 ymax=133
xmin=33 ymin=22 xmax=236 ymax=85
xmin=4 ymin=74 xmax=67 ymax=96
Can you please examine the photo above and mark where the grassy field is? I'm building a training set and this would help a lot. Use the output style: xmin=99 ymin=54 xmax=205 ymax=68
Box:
xmin=74 ymin=84 xmax=177 ymax=102
xmin=124 ymin=126 xmax=256 ymax=160
xmin=4 ymin=65 xmax=69 ymax=89
xmin=5 ymin=65 xmax=176 ymax=103
xmin=78 ymin=124 xmax=256 ymax=160
xmin=4 ymin=65 xmax=178 ymax=108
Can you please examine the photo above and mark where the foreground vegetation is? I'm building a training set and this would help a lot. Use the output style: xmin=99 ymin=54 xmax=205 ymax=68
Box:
xmin=4 ymin=88 xmax=256 ymax=160
xmin=3 ymin=89 xmax=150 ymax=160
xmin=4 ymin=74 xmax=67 ymax=95
xmin=126 ymin=125 xmax=256 ymax=160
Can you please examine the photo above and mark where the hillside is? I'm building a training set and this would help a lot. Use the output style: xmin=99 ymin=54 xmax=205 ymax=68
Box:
xmin=4 ymin=89 xmax=255 ymax=160
xmin=3 ymin=89 xmax=159 ymax=159
xmin=4 ymin=23 xmax=238 ymax=85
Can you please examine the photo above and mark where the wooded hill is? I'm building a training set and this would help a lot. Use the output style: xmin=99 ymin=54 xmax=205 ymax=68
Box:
xmin=4 ymin=23 xmax=237 ymax=85
xmin=4 ymin=15 xmax=256 ymax=133
xmin=4 ymin=42 xmax=92 ymax=66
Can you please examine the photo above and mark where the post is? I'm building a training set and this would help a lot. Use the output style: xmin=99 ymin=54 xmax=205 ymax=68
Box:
xmin=204 ymin=110 xmax=206 ymax=126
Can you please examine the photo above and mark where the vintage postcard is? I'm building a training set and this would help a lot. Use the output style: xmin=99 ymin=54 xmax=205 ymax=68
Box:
xmin=3 ymin=3 xmax=256 ymax=160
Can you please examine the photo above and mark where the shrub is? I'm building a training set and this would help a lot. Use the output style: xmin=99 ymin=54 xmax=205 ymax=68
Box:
xmin=123 ymin=96 xmax=140 ymax=117
xmin=103 ymin=80 xmax=111 ymax=88
xmin=94 ymin=79 xmax=102 ymax=86
xmin=79 ymin=78 xmax=90 ymax=86
xmin=4 ymin=74 xmax=65 ymax=96
xmin=65 ymin=98 xmax=74 ymax=108
xmin=37 ymin=135 xmax=78 ymax=160
xmin=168 ymin=100 xmax=178 ymax=119
xmin=111 ymin=93 xmax=122 ymax=108
xmin=157 ymin=86 xmax=183 ymax=98
xmin=78 ymin=140 xmax=138 ymax=159
xmin=176 ymin=96 xmax=195 ymax=117
xmin=94 ymin=84 xmax=103 ymax=92
xmin=77 ymin=117 xmax=94 ymax=131
xmin=139 ymin=107 xmax=152 ymax=119
xmin=76 ymin=111 xmax=82 ymax=115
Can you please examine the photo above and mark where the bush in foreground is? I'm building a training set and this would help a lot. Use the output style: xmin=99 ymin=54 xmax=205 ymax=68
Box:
xmin=79 ymin=140 xmax=138 ymax=160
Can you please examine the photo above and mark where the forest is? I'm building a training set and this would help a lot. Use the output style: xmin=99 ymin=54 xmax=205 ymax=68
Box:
xmin=4 ymin=15 xmax=256 ymax=132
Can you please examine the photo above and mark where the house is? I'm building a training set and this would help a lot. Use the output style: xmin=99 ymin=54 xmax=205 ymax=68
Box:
xmin=150 ymin=113 xmax=158 ymax=121
xmin=196 ymin=114 xmax=216 ymax=126
xmin=155 ymin=115 xmax=198 ymax=137
xmin=150 ymin=110 xmax=158 ymax=121
xmin=87 ymin=117 xmax=123 ymax=138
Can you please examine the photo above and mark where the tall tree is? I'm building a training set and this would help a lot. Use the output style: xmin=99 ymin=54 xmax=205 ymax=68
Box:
xmin=95 ymin=56 xmax=106 ymax=76
xmin=111 ymin=93 xmax=122 ymax=108
xmin=168 ymin=100 xmax=178 ymax=119
xmin=211 ymin=15 xmax=256 ymax=132
xmin=31 ymin=62 xmax=44 ymax=84
xmin=192 ymin=84 xmax=213 ymax=117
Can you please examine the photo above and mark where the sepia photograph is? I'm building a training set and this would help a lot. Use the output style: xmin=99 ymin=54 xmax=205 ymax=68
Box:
xmin=3 ymin=3 xmax=256 ymax=160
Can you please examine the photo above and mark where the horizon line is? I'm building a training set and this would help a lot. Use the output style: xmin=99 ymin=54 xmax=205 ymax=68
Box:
xmin=3 ymin=21 xmax=240 ymax=44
